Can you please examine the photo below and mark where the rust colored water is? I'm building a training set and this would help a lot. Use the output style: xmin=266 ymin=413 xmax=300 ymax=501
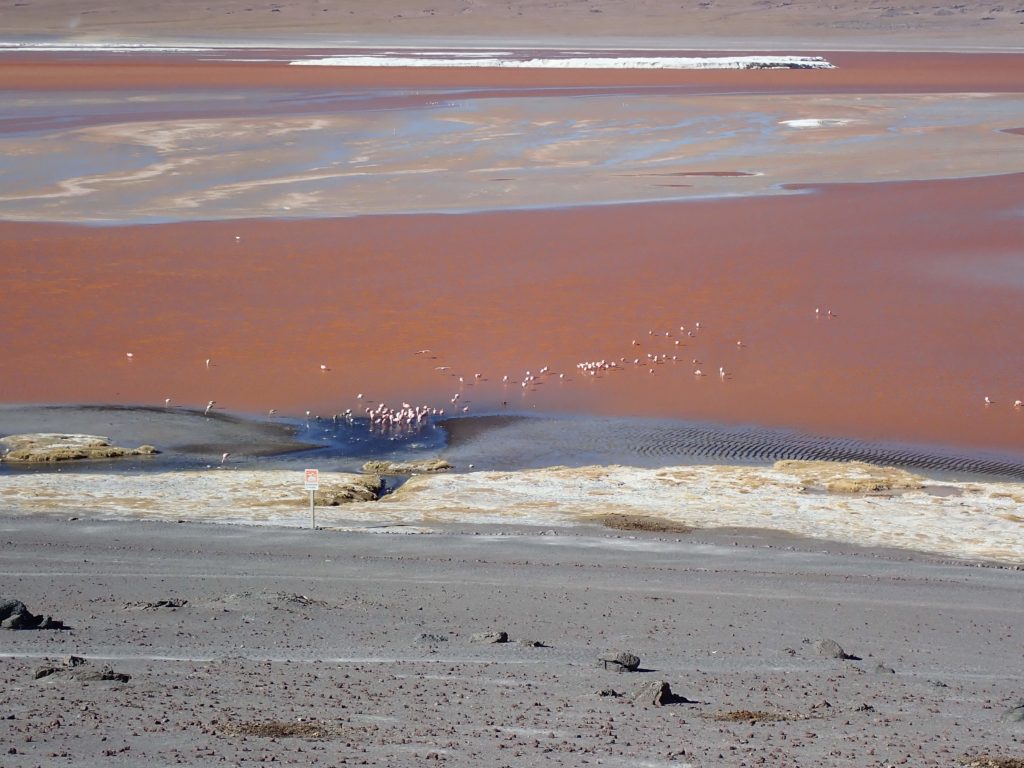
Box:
xmin=2 ymin=172 xmax=1023 ymax=456
xmin=4 ymin=52 xmax=1024 ymax=93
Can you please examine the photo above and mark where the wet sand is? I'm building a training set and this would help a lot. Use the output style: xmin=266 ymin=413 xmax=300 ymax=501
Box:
xmin=2 ymin=516 xmax=1023 ymax=767
xmin=2 ymin=170 xmax=1023 ymax=457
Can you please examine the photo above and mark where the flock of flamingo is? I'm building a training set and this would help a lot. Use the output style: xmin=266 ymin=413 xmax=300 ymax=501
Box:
xmin=124 ymin=303 xmax=1020 ymax=454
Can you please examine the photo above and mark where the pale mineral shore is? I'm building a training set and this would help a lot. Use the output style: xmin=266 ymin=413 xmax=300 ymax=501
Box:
xmin=3 ymin=407 xmax=1024 ymax=767
xmin=1 ymin=405 xmax=1022 ymax=565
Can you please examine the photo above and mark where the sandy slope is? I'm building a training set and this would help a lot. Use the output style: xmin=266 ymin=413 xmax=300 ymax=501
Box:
xmin=1 ymin=517 xmax=1022 ymax=767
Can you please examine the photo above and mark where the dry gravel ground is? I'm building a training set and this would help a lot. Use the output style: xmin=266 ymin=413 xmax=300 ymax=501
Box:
xmin=1 ymin=517 xmax=1022 ymax=767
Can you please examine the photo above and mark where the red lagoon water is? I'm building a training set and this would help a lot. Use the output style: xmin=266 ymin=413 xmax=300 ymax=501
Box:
xmin=2 ymin=172 xmax=1023 ymax=457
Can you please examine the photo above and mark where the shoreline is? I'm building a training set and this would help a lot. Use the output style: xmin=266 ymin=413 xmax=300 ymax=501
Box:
xmin=2 ymin=405 xmax=1022 ymax=566
xmin=4 ymin=403 xmax=1024 ymax=478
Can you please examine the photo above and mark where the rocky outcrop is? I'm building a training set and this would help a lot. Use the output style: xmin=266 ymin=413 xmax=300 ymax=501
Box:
xmin=0 ymin=433 xmax=158 ymax=463
xmin=470 ymin=631 xmax=508 ymax=644
xmin=318 ymin=475 xmax=384 ymax=504
xmin=34 ymin=657 xmax=130 ymax=683
xmin=362 ymin=459 xmax=452 ymax=475
xmin=0 ymin=598 xmax=64 ymax=630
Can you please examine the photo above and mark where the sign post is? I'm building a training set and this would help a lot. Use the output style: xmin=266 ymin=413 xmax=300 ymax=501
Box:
xmin=303 ymin=468 xmax=320 ymax=529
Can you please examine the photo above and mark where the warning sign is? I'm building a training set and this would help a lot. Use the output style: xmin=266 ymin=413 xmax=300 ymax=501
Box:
xmin=303 ymin=468 xmax=320 ymax=491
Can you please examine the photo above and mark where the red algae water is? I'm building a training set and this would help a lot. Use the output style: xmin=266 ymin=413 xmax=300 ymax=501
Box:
xmin=1 ymin=53 xmax=1023 ymax=458
xmin=2 ymin=172 xmax=1023 ymax=456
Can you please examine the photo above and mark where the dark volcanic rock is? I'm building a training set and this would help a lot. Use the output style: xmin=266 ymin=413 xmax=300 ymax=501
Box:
xmin=0 ymin=599 xmax=29 ymax=621
xmin=599 ymin=650 xmax=641 ymax=672
xmin=0 ymin=598 xmax=63 ymax=630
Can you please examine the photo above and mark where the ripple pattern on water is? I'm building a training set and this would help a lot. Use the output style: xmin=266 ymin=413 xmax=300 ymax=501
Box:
xmin=441 ymin=415 xmax=1024 ymax=480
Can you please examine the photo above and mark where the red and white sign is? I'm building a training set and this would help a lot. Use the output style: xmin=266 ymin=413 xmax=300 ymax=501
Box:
xmin=303 ymin=468 xmax=320 ymax=491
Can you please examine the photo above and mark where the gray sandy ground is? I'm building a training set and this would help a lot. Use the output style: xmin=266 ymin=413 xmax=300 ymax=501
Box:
xmin=1 ymin=517 xmax=1022 ymax=767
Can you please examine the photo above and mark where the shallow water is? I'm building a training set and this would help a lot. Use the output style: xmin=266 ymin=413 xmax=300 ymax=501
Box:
xmin=1 ymin=86 xmax=1022 ymax=222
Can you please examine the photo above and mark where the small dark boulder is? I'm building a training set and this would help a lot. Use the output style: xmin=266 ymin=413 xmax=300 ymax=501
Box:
xmin=813 ymin=638 xmax=859 ymax=660
xmin=599 ymin=651 xmax=641 ymax=672
xmin=0 ymin=599 xmax=64 ymax=630
xmin=631 ymin=680 xmax=692 ymax=706
xmin=0 ymin=599 xmax=29 ymax=621
xmin=34 ymin=666 xmax=61 ymax=680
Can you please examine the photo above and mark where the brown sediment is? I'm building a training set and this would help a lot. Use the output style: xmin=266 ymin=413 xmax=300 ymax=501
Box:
xmin=1 ymin=172 xmax=1023 ymax=456
xmin=588 ymin=513 xmax=695 ymax=534
xmin=2 ymin=52 xmax=1024 ymax=94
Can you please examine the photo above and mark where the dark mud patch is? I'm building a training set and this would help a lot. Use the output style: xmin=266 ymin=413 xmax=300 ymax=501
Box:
xmin=711 ymin=709 xmax=793 ymax=722
xmin=221 ymin=720 xmax=343 ymax=739
xmin=589 ymin=513 xmax=695 ymax=534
